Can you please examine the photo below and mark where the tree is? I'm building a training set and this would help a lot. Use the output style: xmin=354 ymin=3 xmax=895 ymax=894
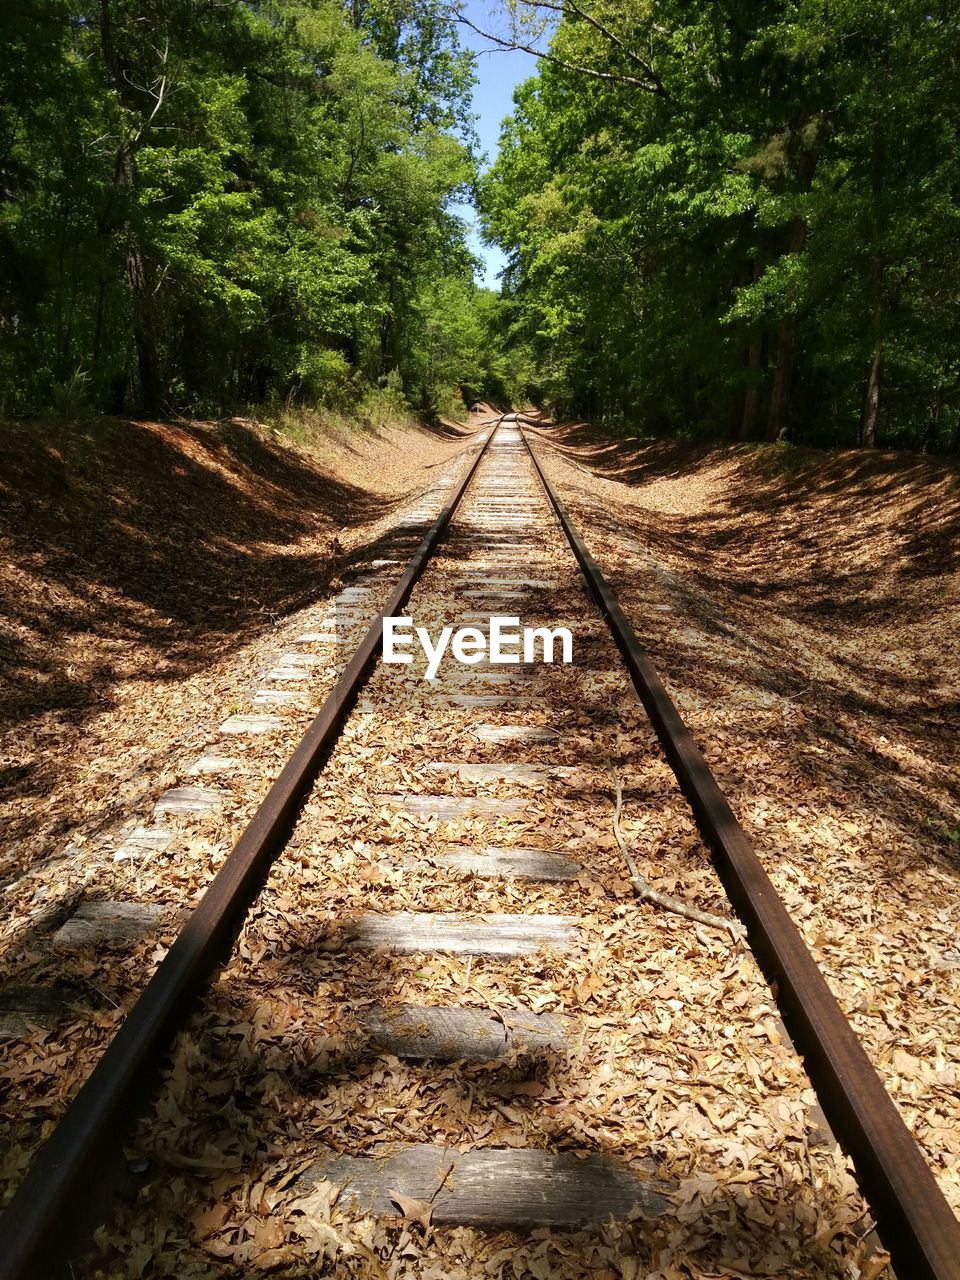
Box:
xmin=0 ymin=0 xmax=480 ymax=418
xmin=479 ymin=0 xmax=960 ymax=452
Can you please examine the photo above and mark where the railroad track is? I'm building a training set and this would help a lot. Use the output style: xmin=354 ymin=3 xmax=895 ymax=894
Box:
xmin=0 ymin=414 xmax=958 ymax=1278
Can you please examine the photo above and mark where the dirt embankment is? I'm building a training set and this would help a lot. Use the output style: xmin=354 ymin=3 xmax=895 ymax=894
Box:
xmin=535 ymin=426 xmax=959 ymax=731
xmin=0 ymin=411 xmax=476 ymax=877
xmin=533 ymin=422 xmax=960 ymax=877
xmin=531 ymin=424 xmax=960 ymax=1212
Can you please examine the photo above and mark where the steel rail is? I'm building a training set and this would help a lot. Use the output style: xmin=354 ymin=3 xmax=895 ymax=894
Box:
xmin=0 ymin=418 xmax=502 ymax=1280
xmin=519 ymin=420 xmax=960 ymax=1280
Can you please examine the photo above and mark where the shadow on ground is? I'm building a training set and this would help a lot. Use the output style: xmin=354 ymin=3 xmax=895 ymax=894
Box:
xmin=0 ymin=417 xmax=386 ymax=710
xmin=528 ymin=420 xmax=960 ymax=873
xmin=537 ymin=421 xmax=960 ymax=598
xmin=0 ymin=413 xmax=470 ymax=852
xmin=70 ymin=930 xmax=878 ymax=1279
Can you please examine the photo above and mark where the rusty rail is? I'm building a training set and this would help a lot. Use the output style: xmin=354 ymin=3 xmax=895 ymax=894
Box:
xmin=520 ymin=419 xmax=960 ymax=1280
xmin=0 ymin=419 xmax=501 ymax=1280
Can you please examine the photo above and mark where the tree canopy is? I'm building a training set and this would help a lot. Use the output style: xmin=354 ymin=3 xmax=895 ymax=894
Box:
xmin=5 ymin=1 xmax=960 ymax=451
xmin=479 ymin=0 xmax=960 ymax=451
xmin=0 ymin=0 xmax=494 ymax=418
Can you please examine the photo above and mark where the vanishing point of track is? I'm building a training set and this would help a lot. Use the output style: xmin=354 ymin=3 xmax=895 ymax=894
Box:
xmin=0 ymin=415 xmax=958 ymax=1279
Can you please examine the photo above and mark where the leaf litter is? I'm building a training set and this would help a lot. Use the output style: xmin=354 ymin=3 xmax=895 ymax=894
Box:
xmin=66 ymin=428 xmax=904 ymax=1278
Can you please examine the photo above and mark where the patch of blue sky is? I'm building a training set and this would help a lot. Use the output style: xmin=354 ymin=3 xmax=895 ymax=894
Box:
xmin=449 ymin=1 xmax=542 ymax=290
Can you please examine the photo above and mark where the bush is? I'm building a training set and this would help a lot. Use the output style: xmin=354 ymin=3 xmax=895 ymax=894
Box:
xmin=361 ymin=370 xmax=410 ymax=428
xmin=294 ymin=348 xmax=355 ymax=410
xmin=51 ymin=367 xmax=92 ymax=420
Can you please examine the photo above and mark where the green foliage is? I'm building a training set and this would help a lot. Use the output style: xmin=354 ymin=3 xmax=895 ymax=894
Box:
xmin=362 ymin=370 xmax=410 ymax=427
xmin=480 ymin=0 xmax=960 ymax=452
xmin=0 ymin=0 xmax=480 ymax=417
xmin=294 ymin=348 xmax=355 ymax=410
xmin=928 ymin=818 xmax=960 ymax=845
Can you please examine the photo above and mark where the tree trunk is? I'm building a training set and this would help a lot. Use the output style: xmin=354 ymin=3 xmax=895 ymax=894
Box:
xmin=766 ymin=315 xmax=796 ymax=441
xmin=739 ymin=332 xmax=763 ymax=439
xmin=765 ymin=143 xmax=818 ymax=443
xmin=738 ymin=254 xmax=764 ymax=439
xmin=765 ymin=211 xmax=808 ymax=442
xmin=923 ymin=389 xmax=942 ymax=455
xmin=860 ymin=345 xmax=883 ymax=447
xmin=124 ymin=223 xmax=164 ymax=415
xmin=99 ymin=0 xmax=164 ymax=415
xmin=379 ymin=313 xmax=391 ymax=378
xmin=859 ymin=127 xmax=886 ymax=449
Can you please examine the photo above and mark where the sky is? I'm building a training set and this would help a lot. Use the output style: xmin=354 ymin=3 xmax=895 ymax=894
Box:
xmin=451 ymin=2 xmax=542 ymax=290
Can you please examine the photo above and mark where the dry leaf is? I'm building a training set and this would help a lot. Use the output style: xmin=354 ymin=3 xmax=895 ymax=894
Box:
xmin=388 ymin=1187 xmax=435 ymax=1230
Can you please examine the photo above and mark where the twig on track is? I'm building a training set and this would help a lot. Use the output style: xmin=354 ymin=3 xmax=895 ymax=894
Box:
xmin=608 ymin=765 xmax=746 ymax=940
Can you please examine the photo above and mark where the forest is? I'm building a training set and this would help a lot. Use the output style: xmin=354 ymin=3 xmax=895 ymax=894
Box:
xmin=481 ymin=0 xmax=960 ymax=452
xmin=0 ymin=0 xmax=497 ymax=421
xmin=3 ymin=1 xmax=960 ymax=452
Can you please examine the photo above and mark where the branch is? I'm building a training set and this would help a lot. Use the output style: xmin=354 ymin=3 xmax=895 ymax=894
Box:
xmin=608 ymin=765 xmax=746 ymax=939
xmin=129 ymin=39 xmax=171 ymax=149
xmin=517 ymin=0 xmax=667 ymax=95
xmin=453 ymin=10 xmax=666 ymax=94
